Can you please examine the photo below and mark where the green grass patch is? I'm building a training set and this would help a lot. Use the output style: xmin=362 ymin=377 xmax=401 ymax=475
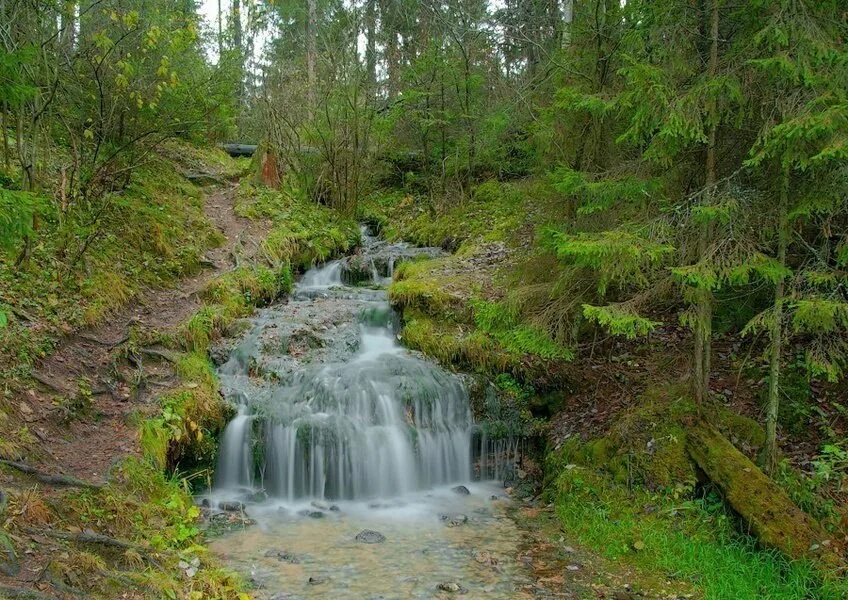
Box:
xmin=547 ymin=467 xmax=847 ymax=600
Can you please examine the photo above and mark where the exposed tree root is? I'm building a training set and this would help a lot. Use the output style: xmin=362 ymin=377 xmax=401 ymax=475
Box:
xmin=77 ymin=333 xmax=129 ymax=348
xmin=29 ymin=373 xmax=67 ymax=394
xmin=138 ymin=347 xmax=178 ymax=363
xmin=0 ymin=459 xmax=103 ymax=490
xmin=23 ymin=529 xmax=163 ymax=568
xmin=0 ymin=585 xmax=55 ymax=600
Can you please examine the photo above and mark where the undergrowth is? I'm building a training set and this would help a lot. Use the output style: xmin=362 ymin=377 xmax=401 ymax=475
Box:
xmin=0 ymin=146 xmax=235 ymax=383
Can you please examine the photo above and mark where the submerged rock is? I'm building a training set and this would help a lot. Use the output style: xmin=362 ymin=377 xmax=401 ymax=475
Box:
xmin=263 ymin=548 xmax=300 ymax=564
xmin=451 ymin=485 xmax=471 ymax=495
xmin=440 ymin=513 xmax=469 ymax=527
xmin=308 ymin=575 xmax=328 ymax=585
xmin=436 ymin=582 xmax=468 ymax=594
xmin=355 ymin=529 xmax=386 ymax=543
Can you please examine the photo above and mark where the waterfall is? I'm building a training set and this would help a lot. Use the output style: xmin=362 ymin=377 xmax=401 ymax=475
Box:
xmin=213 ymin=231 xmax=517 ymax=503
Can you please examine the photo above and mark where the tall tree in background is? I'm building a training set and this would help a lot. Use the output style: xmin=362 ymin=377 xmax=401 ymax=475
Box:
xmin=742 ymin=0 xmax=848 ymax=472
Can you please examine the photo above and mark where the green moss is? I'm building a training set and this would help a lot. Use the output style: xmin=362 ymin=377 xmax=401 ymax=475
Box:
xmin=361 ymin=179 xmax=533 ymax=252
xmin=235 ymin=181 xmax=359 ymax=270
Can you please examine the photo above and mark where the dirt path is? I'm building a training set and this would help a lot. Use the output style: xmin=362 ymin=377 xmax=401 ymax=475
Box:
xmin=23 ymin=181 xmax=269 ymax=482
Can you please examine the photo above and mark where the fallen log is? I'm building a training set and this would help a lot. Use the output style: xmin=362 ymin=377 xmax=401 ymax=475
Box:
xmin=686 ymin=421 xmax=844 ymax=569
xmin=0 ymin=459 xmax=102 ymax=490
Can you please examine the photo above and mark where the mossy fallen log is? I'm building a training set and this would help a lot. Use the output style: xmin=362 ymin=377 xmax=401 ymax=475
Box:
xmin=687 ymin=420 xmax=844 ymax=570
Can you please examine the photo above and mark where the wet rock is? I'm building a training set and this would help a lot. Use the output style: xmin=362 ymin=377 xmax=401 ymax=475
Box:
xmin=200 ymin=498 xmax=211 ymax=508
xmin=308 ymin=575 xmax=328 ymax=585
xmin=297 ymin=509 xmax=325 ymax=519
xmin=246 ymin=490 xmax=268 ymax=503
xmin=209 ymin=344 xmax=232 ymax=366
xmin=440 ymin=513 xmax=469 ymax=527
xmin=436 ymin=582 xmax=467 ymax=594
xmin=355 ymin=529 xmax=386 ymax=544
xmin=451 ymin=485 xmax=470 ymax=495
xmin=310 ymin=500 xmax=329 ymax=511
xmin=218 ymin=501 xmax=245 ymax=512
xmin=329 ymin=504 xmax=341 ymax=512
xmin=263 ymin=549 xmax=300 ymax=564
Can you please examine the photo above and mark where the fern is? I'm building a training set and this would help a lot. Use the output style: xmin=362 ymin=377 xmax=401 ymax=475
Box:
xmin=472 ymin=300 xmax=573 ymax=361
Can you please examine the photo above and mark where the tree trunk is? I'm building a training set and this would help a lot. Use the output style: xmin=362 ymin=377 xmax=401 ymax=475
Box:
xmin=380 ymin=0 xmax=399 ymax=100
xmin=563 ymin=0 xmax=574 ymax=45
xmin=365 ymin=0 xmax=377 ymax=90
xmin=1 ymin=103 xmax=9 ymax=170
xmin=232 ymin=0 xmax=242 ymax=52
xmin=764 ymin=165 xmax=789 ymax=473
xmin=60 ymin=1 xmax=76 ymax=53
xmin=218 ymin=0 xmax=223 ymax=59
xmin=693 ymin=0 xmax=719 ymax=408
xmin=306 ymin=0 xmax=317 ymax=116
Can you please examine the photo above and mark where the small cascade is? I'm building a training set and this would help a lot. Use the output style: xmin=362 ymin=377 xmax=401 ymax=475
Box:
xmin=298 ymin=259 xmax=343 ymax=289
xmin=215 ymin=407 xmax=254 ymax=489
xmin=212 ymin=228 xmax=518 ymax=504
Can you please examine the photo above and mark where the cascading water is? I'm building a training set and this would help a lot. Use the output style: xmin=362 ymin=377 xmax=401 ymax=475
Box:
xmin=212 ymin=228 xmax=510 ymax=503
xmin=205 ymin=227 xmax=533 ymax=599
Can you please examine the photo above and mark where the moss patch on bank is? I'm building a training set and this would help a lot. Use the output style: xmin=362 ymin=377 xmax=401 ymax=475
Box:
xmin=236 ymin=181 xmax=360 ymax=271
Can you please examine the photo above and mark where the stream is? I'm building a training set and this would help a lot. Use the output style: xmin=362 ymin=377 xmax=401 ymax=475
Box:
xmin=203 ymin=228 xmax=532 ymax=598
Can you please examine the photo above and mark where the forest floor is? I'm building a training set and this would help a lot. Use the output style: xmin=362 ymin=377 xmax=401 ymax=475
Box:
xmin=20 ymin=180 xmax=269 ymax=482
